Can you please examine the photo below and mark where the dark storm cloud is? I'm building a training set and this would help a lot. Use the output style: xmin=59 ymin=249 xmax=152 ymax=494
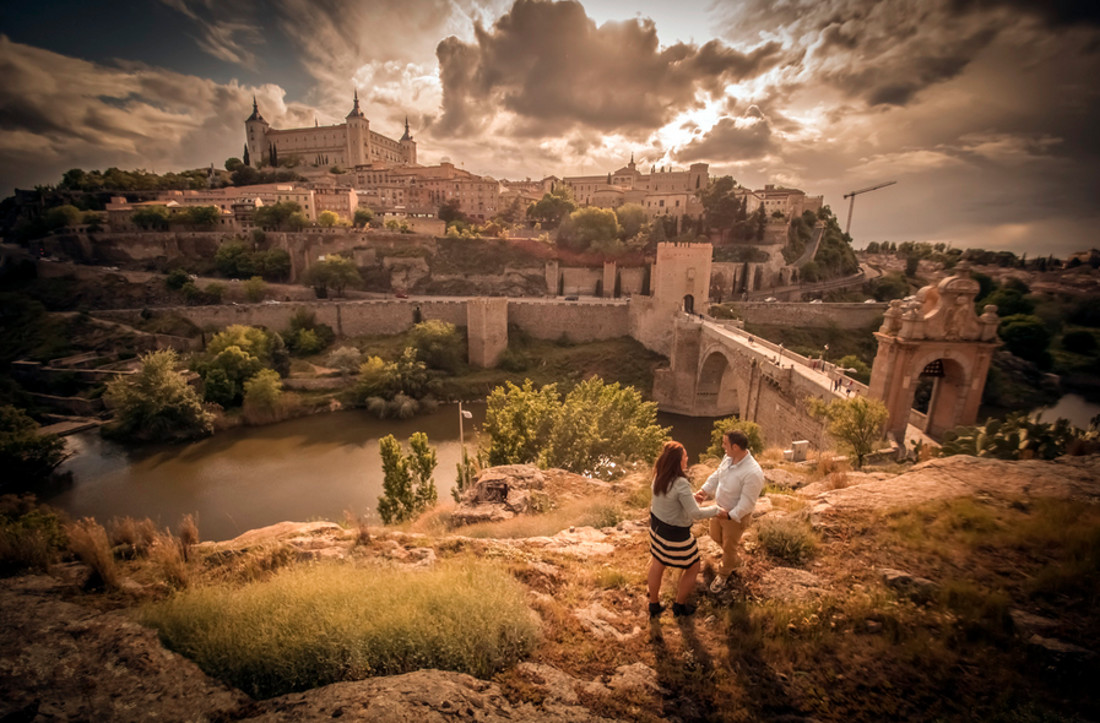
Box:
xmin=434 ymin=0 xmax=787 ymax=137
xmin=716 ymin=0 xmax=1014 ymax=107
xmin=947 ymin=0 xmax=1100 ymax=27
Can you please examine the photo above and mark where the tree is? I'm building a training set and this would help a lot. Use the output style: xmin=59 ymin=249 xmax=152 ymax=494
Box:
xmin=305 ymin=254 xmax=361 ymax=298
xmin=176 ymin=205 xmax=220 ymax=227
xmin=527 ymin=186 xmax=576 ymax=228
xmin=0 ymin=405 xmax=67 ymax=492
xmin=242 ymin=369 xmax=283 ymax=419
xmin=243 ymin=276 xmax=267 ymax=303
xmin=201 ymin=345 xmax=264 ymax=406
xmin=409 ymin=320 xmax=464 ymax=373
xmin=225 ymin=157 xmax=243 ymax=172
xmin=483 ymin=380 xmax=561 ymax=466
xmin=256 ymin=249 xmax=291 ymax=282
xmin=408 ymin=432 xmax=438 ymax=509
xmin=376 ymin=433 xmax=437 ymax=524
xmin=214 ymin=242 xmax=256 ymax=278
xmin=837 ymin=355 xmax=871 ymax=384
xmin=318 ymin=210 xmax=339 ymax=228
xmin=557 ymin=207 xmax=620 ymax=252
xmin=703 ymin=417 xmax=764 ymax=460
xmin=980 ymin=288 xmax=1034 ymax=317
xmin=353 ymin=208 xmax=374 ymax=227
xmin=482 ymin=377 xmax=669 ymax=478
xmin=253 ymin=201 xmax=303 ymax=229
xmin=810 ymin=396 xmax=889 ymax=469
xmin=439 ymin=199 xmax=469 ymax=227
xmin=615 ymin=203 xmax=646 ymax=239
xmin=44 ymin=204 xmax=82 ymax=230
xmin=131 ymin=206 xmax=170 ymax=230
xmin=999 ymin=314 xmax=1052 ymax=368
xmin=104 ymin=349 xmax=214 ymax=442
xmin=542 ymin=378 xmax=668 ymax=476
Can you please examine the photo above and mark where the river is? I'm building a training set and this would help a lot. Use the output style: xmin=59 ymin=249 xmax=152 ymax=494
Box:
xmin=51 ymin=405 xmax=718 ymax=542
xmin=1032 ymin=393 xmax=1100 ymax=429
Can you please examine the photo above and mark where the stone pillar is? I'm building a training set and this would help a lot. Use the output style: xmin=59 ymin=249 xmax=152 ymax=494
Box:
xmin=466 ymin=298 xmax=509 ymax=368
xmin=602 ymin=261 xmax=617 ymax=298
xmin=545 ymin=260 xmax=560 ymax=296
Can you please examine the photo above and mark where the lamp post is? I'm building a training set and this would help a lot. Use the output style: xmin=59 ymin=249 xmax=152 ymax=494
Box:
xmin=458 ymin=401 xmax=474 ymax=493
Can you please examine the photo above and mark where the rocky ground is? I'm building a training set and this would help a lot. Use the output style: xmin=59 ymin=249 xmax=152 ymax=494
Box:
xmin=2 ymin=454 xmax=1099 ymax=721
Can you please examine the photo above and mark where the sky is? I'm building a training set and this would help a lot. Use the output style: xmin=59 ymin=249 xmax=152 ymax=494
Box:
xmin=1 ymin=0 xmax=1098 ymax=255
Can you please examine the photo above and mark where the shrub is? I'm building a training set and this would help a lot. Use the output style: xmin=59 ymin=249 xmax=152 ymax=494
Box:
xmin=0 ymin=405 xmax=67 ymax=492
xmin=0 ymin=495 xmax=66 ymax=576
xmin=107 ymin=516 xmax=157 ymax=558
xmin=243 ymin=276 xmax=267 ymax=303
xmin=409 ymin=320 xmax=465 ymax=373
xmin=140 ymin=559 xmax=539 ymax=698
xmin=166 ymin=268 xmax=191 ymax=290
xmin=65 ymin=517 xmax=119 ymax=590
xmin=756 ymin=516 xmax=817 ymax=565
xmin=702 ymin=417 xmax=764 ymax=460
xmin=104 ymin=350 xmax=214 ymax=443
xmin=327 ymin=346 xmax=362 ymax=375
xmin=1062 ymin=330 xmax=1097 ymax=354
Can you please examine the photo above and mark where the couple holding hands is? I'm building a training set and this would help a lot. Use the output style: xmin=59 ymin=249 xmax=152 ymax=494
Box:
xmin=647 ymin=430 xmax=765 ymax=619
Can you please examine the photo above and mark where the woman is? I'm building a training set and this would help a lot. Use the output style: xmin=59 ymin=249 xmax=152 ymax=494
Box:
xmin=648 ymin=440 xmax=730 ymax=618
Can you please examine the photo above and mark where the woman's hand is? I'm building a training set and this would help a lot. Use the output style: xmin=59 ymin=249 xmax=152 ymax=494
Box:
xmin=718 ymin=507 xmax=730 ymax=520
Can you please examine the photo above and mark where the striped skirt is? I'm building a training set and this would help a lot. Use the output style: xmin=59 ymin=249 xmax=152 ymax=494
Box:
xmin=649 ymin=512 xmax=700 ymax=569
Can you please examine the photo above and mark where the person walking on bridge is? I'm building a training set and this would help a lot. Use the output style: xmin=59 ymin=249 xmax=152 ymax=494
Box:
xmin=694 ymin=430 xmax=765 ymax=593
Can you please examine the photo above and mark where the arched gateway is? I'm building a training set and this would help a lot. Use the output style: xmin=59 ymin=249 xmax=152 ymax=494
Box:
xmin=868 ymin=264 xmax=1001 ymax=442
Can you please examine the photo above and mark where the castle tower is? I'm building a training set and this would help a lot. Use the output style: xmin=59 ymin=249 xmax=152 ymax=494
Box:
xmin=244 ymin=96 xmax=269 ymax=167
xmin=345 ymin=90 xmax=370 ymax=167
xmin=400 ymin=116 xmax=417 ymax=165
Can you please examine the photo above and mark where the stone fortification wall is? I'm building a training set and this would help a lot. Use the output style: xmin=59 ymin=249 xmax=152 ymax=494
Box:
xmin=94 ymin=297 xmax=630 ymax=345
xmin=509 ymin=300 xmax=630 ymax=342
xmin=733 ymin=302 xmax=885 ymax=329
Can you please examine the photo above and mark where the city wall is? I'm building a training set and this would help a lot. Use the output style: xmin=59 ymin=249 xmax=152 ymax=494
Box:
xmin=94 ymin=298 xmax=632 ymax=344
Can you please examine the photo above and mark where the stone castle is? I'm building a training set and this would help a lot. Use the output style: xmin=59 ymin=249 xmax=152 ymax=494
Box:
xmin=245 ymin=93 xmax=417 ymax=170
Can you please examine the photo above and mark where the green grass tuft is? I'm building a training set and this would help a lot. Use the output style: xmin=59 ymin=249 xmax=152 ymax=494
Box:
xmin=755 ymin=516 xmax=817 ymax=565
xmin=141 ymin=558 xmax=538 ymax=698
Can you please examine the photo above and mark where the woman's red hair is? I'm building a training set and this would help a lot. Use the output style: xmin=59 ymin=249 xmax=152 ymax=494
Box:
xmin=652 ymin=441 xmax=687 ymax=497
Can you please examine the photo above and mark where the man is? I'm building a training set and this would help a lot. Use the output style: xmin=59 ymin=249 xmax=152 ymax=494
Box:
xmin=694 ymin=429 xmax=766 ymax=593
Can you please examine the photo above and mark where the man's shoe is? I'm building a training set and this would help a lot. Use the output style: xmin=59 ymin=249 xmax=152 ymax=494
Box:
xmin=709 ymin=574 xmax=727 ymax=594
xmin=672 ymin=602 xmax=696 ymax=618
xmin=648 ymin=602 xmax=665 ymax=619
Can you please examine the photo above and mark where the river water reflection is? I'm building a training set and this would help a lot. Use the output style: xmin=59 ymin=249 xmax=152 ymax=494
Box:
xmin=52 ymin=405 xmax=717 ymax=542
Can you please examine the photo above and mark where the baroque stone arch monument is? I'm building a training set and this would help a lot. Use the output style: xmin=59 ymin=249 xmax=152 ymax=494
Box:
xmin=868 ymin=263 xmax=1001 ymax=442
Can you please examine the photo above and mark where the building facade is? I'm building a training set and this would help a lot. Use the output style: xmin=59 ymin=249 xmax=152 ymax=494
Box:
xmin=563 ymin=157 xmax=709 ymax=219
xmin=245 ymin=93 xmax=416 ymax=170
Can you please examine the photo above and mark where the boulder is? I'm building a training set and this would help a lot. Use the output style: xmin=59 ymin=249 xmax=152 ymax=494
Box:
xmin=879 ymin=567 xmax=939 ymax=604
xmin=452 ymin=465 xmax=547 ymax=527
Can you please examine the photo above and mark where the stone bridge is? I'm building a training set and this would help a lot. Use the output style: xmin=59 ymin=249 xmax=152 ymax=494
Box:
xmin=652 ymin=315 xmax=847 ymax=450
xmin=640 ymin=244 xmax=1000 ymax=452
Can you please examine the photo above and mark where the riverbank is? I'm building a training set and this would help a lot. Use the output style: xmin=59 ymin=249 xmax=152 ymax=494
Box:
xmin=4 ymin=454 xmax=1099 ymax=720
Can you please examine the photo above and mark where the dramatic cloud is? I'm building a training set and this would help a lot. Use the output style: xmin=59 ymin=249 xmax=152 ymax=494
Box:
xmin=434 ymin=0 xmax=786 ymax=137
xmin=674 ymin=108 xmax=776 ymax=162
xmin=159 ymin=0 xmax=264 ymax=70
xmin=0 ymin=37 xmax=312 ymax=194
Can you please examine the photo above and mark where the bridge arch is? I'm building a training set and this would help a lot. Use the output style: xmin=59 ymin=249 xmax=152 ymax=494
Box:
xmin=695 ymin=344 xmax=750 ymax=417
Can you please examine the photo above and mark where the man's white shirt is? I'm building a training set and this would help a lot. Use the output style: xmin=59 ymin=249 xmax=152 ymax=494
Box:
xmin=700 ymin=453 xmax=765 ymax=523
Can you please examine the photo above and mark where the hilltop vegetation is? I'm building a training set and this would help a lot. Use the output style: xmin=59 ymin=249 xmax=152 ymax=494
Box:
xmin=2 ymin=452 xmax=1098 ymax=721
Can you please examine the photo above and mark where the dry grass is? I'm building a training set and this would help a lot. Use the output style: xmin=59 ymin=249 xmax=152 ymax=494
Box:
xmin=141 ymin=558 xmax=538 ymax=699
xmin=177 ymin=514 xmax=199 ymax=562
xmin=149 ymin=530 xmax=190 ymax=589
xmin=65 ymin=517 xmax=119 ymax=590
xmin=810 ymin=452 xmax=850 ymax=481
xmin=107 ymin=516 xmax=157 ymax=558
xmin=757 ymin=446 xmax=787 ymax=465
xmin=754 ymin=516 xmax=818 ymax=565
xmin=0 ymin=495 xmax=67 ymax=575
xmin=343 ymin=508 xmax=371 ymax=546
xmin=455 ymin=498 xmax=629 ymax=539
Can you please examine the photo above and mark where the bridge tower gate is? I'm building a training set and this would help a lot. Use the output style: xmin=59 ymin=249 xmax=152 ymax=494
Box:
xmin=868 ymin=265 xmax=1001 ymax=443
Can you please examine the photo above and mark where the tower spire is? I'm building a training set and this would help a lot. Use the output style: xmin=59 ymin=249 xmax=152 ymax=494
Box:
xmin=401 ymin=115 xmax=412 ymax=141
xmin=347 ymin=89 xmax=364 ymax=119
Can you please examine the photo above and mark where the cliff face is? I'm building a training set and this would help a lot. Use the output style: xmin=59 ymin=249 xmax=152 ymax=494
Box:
xmin=2 ymin=455 xmax=1099 ymax=721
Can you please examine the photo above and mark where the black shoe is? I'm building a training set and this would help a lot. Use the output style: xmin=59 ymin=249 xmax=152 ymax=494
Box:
xmin=649 ymin=602 xmax=665 ymax=619
xmin=672 ymin=602 xmax=696 ymax=618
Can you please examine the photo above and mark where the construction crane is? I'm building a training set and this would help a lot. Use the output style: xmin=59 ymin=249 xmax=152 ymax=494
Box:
xmin=842 ymin=180 xmax=897 ymax=236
